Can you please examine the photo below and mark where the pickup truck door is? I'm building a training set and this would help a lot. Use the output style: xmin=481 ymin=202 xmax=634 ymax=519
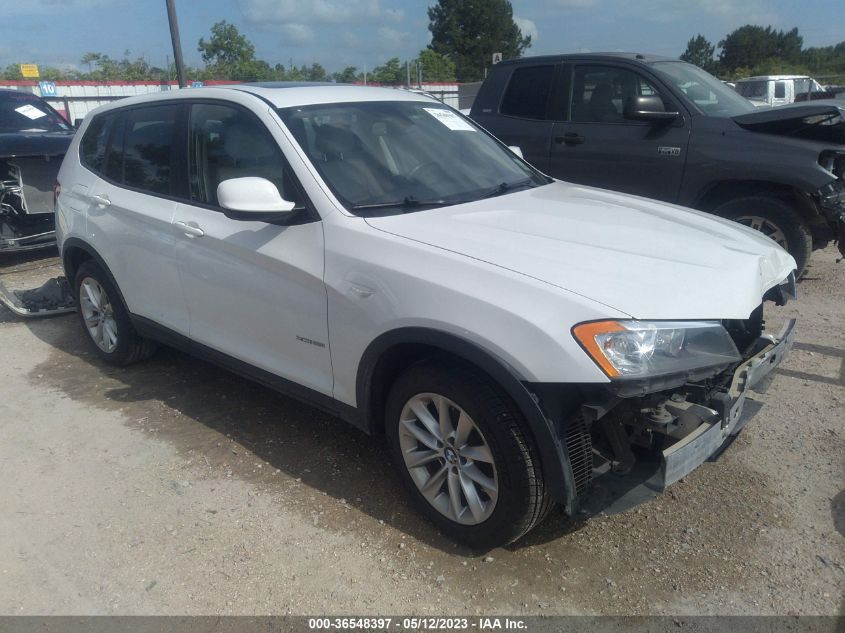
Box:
xmin=547 ymin=63 xmax=690 ymax=203
xmin=471 ymin=63 xmax=557 ymax=173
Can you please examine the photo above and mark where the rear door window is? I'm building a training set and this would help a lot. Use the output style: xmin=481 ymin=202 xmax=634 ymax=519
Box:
xmin=119 ymin=105 xmax=181 ymax=196
xmin=500 ymin=65 xmax=554 ymax=120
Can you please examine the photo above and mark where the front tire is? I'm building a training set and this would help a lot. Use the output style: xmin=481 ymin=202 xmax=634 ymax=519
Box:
xmin=713 ymin=196 xmax=812 ymax=277
xmin=385 ymin=360 xmax=551 ymax=549
xmin=74 ymin=260 xmax=157 ymax=366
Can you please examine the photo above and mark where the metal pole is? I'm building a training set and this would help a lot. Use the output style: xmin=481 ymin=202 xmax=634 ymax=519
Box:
xmin=406 ymin=60 xmax=410 ymax=88
xmin=165 ymin=0 xmax=187 ymax=88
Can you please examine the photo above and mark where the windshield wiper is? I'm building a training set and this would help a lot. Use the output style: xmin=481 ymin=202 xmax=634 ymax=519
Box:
xmin=350 ymin=196 xmax=454 ymax=212
xmin=478 ymin=178 xmax=537 ymax=200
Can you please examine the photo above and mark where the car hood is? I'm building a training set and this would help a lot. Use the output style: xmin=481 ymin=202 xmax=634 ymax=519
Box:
xmin=0 ymin=130 xmax=74 ymax=158
xmin=365 ymin=182 xmax=796 ymax=320
xmin=733 ymin=101 xmax=845 ymax=144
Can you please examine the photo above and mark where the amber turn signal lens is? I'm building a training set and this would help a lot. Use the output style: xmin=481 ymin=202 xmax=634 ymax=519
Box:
xmin=572 ymin=320 xmax=626 ymax=378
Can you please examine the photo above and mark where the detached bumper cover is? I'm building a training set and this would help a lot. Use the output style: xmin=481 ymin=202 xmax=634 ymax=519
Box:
xmin=660 ymin=319 xmax=797 ymax=488
xmin=0 ymin=277 xmax=75 ymax=318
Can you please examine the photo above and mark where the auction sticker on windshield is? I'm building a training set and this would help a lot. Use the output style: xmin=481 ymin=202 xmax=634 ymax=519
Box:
xmin=15 ymin=104 xmax=47 ymax=120
xmin=423 ymin=107 xmax=475 ymax=131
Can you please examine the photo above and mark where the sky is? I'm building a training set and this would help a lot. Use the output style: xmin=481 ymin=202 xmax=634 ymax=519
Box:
xmin=0 ymin=0 xmax=841 ymax=75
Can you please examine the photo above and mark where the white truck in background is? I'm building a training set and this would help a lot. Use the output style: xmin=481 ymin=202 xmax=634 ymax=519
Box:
xmin=734 ymin=75 xmax=826 ymax=107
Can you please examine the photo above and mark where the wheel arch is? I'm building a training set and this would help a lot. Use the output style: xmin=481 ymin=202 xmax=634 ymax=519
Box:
xmin=61 ymin=238 xmax=130 ymax=309
xmin=695 ymin=180 xmax=819 ymax=223
xmin=357 ymin=327 xmax=578 ymax=508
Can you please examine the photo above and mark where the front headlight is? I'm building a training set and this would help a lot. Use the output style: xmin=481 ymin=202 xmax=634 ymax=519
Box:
xmin=572 ymin=320 xmax=741 ymax=379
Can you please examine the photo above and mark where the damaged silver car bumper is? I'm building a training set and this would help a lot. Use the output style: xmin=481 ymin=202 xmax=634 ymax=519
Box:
xmin=661 ymin=318 xmax=797 ymax=488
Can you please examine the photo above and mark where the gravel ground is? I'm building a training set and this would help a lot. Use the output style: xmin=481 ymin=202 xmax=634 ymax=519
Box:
xmin=0 ymin=246 xmax=842 ymax=616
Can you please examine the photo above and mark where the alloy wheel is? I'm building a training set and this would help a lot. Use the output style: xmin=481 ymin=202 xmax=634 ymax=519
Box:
xmin=79 ymin=277 xmax=118 ymax=353
xmin=734 ymin=215 xmax=788 ymax=249
xmin=398 ymin=393 xmax=498 ymax=525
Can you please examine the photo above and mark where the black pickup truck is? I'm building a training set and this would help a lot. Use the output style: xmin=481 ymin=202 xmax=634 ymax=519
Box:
xmin=469 ymin=53 xmax=845 ymax=276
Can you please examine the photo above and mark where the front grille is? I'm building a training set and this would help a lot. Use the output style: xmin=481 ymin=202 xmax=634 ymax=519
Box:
xmin=564 ymin=413 xmax=593 ymax=497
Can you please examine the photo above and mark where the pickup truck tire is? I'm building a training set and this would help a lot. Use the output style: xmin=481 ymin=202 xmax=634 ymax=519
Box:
xmin=74 ymin=260 xmax=157 ymax=366
xmin=713 ymin=196 xmax=812 ymax=277
xmin=385 ymin=360 xmax=552 ymax=549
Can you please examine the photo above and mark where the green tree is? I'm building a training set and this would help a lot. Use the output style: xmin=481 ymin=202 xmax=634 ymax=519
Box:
xmin=417 ymin=49 xmax=456 ymax=82
xmin=680 ymin=34 xmax=718 ymax=74
xmin=80 ymin=52 xmax=103 ymax=75
xmin=371 ymin=57 xmax=405 ymax=84
xmin=306 ymin=62 xmax=328 ymax=82
xmin=332 ymin=66 xmax=359 ymax=83
xmin=428 ymin=0 xmax=530 ymax=82
xmin=198 ymin=21 xmax=257 ymax=79
xmin=801 ymin=41 xmax=845 ymax=74
xmin=719 ymin=25 xmax=803 ymax=74
xmin=2 ymin=64 xmax=23 ymax=79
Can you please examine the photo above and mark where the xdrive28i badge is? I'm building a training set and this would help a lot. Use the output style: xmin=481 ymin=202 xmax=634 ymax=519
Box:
xmin=658 ymin=146 xmax=682 ymax=156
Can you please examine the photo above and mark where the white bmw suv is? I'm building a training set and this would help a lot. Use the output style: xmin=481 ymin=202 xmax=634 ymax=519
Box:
xmin=56 ymin=84 xmax=797 ymax=548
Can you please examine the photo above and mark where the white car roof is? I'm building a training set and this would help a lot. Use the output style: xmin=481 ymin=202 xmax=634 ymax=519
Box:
xmin=87 ymin=83 xmax=438 ymax=117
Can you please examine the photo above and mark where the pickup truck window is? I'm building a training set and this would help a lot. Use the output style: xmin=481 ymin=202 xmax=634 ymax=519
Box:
xmin=571 ymin=66 xmax=660 ymax=123
xmin=775 ymin=81 xmax=787 ymax=99
xmin=500 ymin=65 xmax=554 ymax=120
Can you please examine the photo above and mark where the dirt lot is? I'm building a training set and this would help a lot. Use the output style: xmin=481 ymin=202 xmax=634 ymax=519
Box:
xmin=0 ymin=247 xmax=843 ymax=616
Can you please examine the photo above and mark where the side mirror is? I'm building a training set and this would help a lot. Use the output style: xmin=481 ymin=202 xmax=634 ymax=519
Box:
xmin=623 ymin=95 xmax=679 ymax=122
xmin=73 ymin=118 xmax=83 ymax=129
xmin=508 ymin=145 xmax=524 ymax=159
xmin=217 ymin=177 xmax=296 ymax=221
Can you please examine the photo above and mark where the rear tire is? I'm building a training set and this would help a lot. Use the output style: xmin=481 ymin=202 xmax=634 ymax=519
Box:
xmin=385 ymin=359 xmax=552 ymax=549
xmin=713 ymin=196 xmax=812 ymax=277
xmin=74 ymin=260 xmax=157 ymax=366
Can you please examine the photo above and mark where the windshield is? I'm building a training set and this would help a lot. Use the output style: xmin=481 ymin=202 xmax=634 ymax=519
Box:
xmin=277 ymin=100 xmax=548 ymax=216
xmin=793 ymin=78 xmax=823 ymax=95
xmin=650 ymin=61 xmax=756 ymax=117
xmin=0 ymin=91 xmax=70 ymax=133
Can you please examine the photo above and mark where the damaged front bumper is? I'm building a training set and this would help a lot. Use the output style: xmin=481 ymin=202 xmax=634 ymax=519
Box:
xmin=571 ymin=318 xmax=797 ymax=513
xmin=660 ymin=318 xmax=796 ymax=487
xmin=1 ymin=159 xmax=59 ymax=253
xmin=0 ymin=220 xmax=57 ymax=253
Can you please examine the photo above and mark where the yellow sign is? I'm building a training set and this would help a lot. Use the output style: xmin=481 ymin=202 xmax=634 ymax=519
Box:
xmin=19 ymin=64 xmax=40 ymax=78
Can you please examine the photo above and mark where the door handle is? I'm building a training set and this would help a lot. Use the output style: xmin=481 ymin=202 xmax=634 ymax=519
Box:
xmin=554 ymin=133 xmax=585 ymax=145
xmin=90 ymin=193 xmax=111 ymax=207
xmin=174 ymin=221 xmax=205 ymax=238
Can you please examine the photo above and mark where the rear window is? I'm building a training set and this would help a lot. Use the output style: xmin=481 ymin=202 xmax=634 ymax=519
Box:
xmin=500 ymin=65 xmax=553 ymax=120
xmin=80 ymin=113 xmax=114 ymax=174
xmin=0 ymin=91 xmax=70 ymax=133
xmin=735 ymin=81 xmax=768 ymax=99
